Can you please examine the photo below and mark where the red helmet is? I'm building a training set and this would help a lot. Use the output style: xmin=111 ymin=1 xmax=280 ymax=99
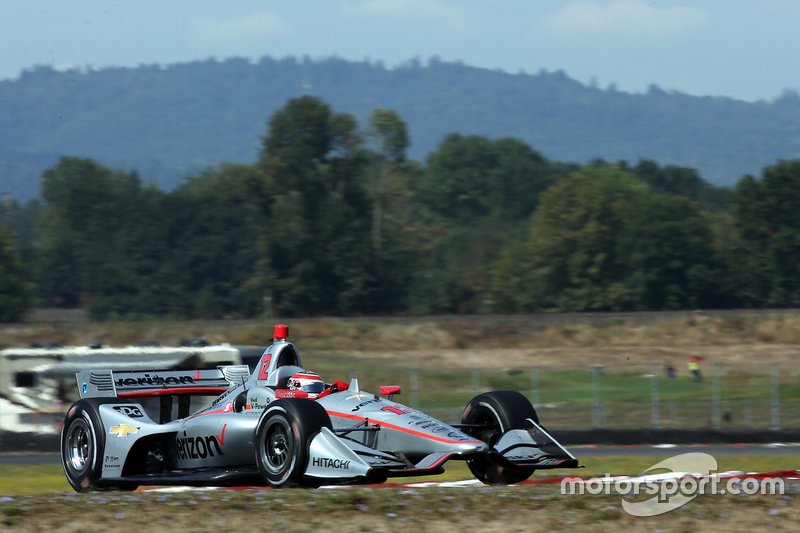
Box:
xmin=286 ymin=372 xmax=325 ymax=398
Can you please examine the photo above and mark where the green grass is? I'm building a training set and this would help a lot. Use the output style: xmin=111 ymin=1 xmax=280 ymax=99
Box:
xmin=5 ymin=313 xmax=800 ymax=430
xmin=299 ymin=360 xmax=800 ymax=429
xmin=0 ymin=465 xmax=70 ymax=494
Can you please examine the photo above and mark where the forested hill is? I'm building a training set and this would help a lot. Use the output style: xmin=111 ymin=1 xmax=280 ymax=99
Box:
xmin=3 ymin=56 xmax=800 ymax=200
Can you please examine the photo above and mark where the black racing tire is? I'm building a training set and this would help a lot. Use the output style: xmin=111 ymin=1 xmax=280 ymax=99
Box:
xmin=61 ymin=400 xmax=107 ymax=492
xmin=461 ymin=390 xmax=539 ymax=485
xmin=61 ymin=399 xmax=140 ymax=492
xmin=255 ymin=399 xmax=332 ymax=488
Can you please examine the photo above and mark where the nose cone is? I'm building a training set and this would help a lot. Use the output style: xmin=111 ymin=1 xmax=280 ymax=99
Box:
xmin=456 ymin=441 xmax=489 ymax=454
xmin=446 ymin=426 xmax=490 ymax=454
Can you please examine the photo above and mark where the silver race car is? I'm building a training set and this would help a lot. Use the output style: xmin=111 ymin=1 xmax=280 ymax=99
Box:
xmin=61 ymin=324 xmax=579 ymax=491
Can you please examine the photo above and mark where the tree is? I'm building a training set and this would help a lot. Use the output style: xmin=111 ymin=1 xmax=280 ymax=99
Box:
xmin=368 ymin=109 xmax=409 ymax=163
xmin=490 ymin=165 xmax=720 ymax=311
xmin=419 ymin=134 xmax=552 ymax=223
xmin=631 ymin=159 xmax=730 ymax=210
xmin=730 ymin=160 xmax=800 ymax=306
xmin=0 ymin=225 xmax=31 ymax=321
xmin=617 ymin=192 xmax=721 ymax=309
xmin=256 ymin=97 xmax=378 ymax=315
xmin=36 ymin=157 xmax=157 ymax=316
xmin=526 ymin=166 xmax=644 ymax=310
xmin=160 ymin=164 xmax=264 ymax=318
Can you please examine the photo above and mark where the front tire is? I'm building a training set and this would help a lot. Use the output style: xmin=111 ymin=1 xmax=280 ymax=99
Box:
xmin=461 ymin=390 xmax=538 ymax=485
xmin=255 ymin=399 xmax=332 ymax=487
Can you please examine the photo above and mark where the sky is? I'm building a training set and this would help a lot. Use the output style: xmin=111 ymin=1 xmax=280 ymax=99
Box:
xmin=0 ymin=0 xmax=797 ymax=102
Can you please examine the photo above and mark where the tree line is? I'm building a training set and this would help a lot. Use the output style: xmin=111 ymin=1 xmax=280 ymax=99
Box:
xmin=5 ymin=57 xmax=800 ymax=202
xmin=1 ymin=96 xmax=797 ymax=321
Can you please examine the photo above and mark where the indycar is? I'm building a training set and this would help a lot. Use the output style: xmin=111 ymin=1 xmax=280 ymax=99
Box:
xmin=61 ymin=324 xmax=580 ymax=491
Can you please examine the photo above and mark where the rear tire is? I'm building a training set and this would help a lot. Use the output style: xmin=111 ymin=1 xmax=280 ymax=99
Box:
xmin=60 ymin=400 xmax=106 ymax=491
xmin=461 ymin=390 xmax=538 ymax=485
xmin=61 ymin=399 xmax=140 ymax=492
xmin=255 ymin=399 xmax=332 ymax=487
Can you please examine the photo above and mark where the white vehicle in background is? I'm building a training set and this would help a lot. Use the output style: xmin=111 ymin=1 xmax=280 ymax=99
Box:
xmin=0 ymin=343 xmax=259 ymax=434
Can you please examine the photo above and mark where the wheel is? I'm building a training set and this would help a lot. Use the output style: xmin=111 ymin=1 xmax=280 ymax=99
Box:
xmin=254 ymin=399 xmax=332 ymax=487
xmin=61 ymin=400 xmax=107 ymax=492
xmin=461 ymin=390 xmax=538 ymax=485
xmin=61 ymin=399 xmax=139 ymax=492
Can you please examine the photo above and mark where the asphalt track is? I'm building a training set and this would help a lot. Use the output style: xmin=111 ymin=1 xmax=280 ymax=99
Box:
xmin=2 ymin=444 xmax=798 ymax=465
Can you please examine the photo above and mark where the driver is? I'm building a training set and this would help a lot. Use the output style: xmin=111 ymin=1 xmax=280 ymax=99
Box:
xmin=285 ymin=371 xmax=349 ymax=399
xmin=286 ymin=372 xmax=326 ymax=398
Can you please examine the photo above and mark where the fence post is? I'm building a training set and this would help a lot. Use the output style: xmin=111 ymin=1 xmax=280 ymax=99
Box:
xmin=771 ymin=362 xmax=781 ymax=431
xmin=530 ymin=367 xmax=540 ymax=407
xmin=471 ymin=368 xmax=480 ymax=396
xmin=711 ymin=362 xmax=722 ymax=430
xmin=651 ymin=364 xmax=660 ymax=429
xmin=0 ymin=355 xmax=3 ymax=450
xmin=591 ymin=364 xmax=603 ymax=429
xmin=744 ymin=400 xmax=753 ymax=428
xmin=409 ymin=368 xmax=419 ymax=409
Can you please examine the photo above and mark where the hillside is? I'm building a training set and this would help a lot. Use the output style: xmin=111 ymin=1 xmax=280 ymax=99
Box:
xmin=2 ymin=56 xmax=800 ymax=199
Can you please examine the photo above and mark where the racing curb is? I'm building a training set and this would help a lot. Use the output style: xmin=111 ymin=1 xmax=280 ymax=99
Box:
xmin=4 ymin=428 xmax=800 ymax=452
xmin=555 ymin=428 xmax=800 ymax=446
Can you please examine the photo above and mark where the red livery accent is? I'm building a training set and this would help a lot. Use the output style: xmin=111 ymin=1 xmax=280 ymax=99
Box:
xmin=326 ymin=410 xmax=484 ymax=445
xmin=379 ymin=385 xmax=402 ymax=396
xmin=380 ymin=405 xmax=410 ymax=415
xmin=275 ymin=389 xmax=310 ymax=399
xmin=117 ymin=387 xmax=229 ymax=397
xmin=257 ymin=353 xmax=272 ymax=380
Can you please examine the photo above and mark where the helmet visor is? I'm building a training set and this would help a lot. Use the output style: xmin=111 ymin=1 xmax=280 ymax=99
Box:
xmin=301 ymin=381 xmax=325 ymax=394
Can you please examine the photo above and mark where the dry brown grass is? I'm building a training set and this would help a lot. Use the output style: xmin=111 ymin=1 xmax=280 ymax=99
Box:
xmin=4 ymin=310 xmax=800 ymax=372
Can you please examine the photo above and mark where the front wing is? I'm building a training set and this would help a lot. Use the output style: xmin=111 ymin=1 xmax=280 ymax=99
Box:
xmin=303 ymin=417 xmax=579 ymax=483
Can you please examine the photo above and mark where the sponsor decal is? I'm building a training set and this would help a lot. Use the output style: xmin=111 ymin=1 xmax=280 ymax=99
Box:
xmin=217 ymin=424 xmax=227 ymax=446
xmin=248 ymin=398 xmax=270 ymax=410
xmin=104 ymin=455 xmax=121 ymax=469
xmin=212 ymin=388 xmax=236 ymax=406
xmin=312 ymin=457 xmax=351 ymax=470
xmin=404 ymin=414 xmax=475 ymax=442
xmin=114 ymin=374 xmax=196 ymax=388
xmin=276 ymin=389 xmax=309 ymax=399
xmin=113 ymin=405 xmax=144 ymax=418
xmin=109 ymin=424 xmax=140 ymax=437
xmin=351 ymin=398 xmax=382 ymax=412
xmin=176 ymin=431 xmax=224 ymax=460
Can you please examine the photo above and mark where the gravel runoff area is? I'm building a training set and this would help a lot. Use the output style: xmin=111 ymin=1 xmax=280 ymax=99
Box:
xmin=1 ymin=480 xmax=799 ymax=532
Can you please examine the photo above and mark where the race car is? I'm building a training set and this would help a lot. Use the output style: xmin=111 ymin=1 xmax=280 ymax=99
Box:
xmin=60 ymin=324 xmax=580 ymax=491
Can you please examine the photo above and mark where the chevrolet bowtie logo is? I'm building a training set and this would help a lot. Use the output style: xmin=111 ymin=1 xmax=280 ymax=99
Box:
xmin=110 ymin=424 xmax=140 ymax=437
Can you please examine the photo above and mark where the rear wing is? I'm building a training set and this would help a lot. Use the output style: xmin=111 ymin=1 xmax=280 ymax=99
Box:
xmin=75 ymin=366 xmax=250 ymax=399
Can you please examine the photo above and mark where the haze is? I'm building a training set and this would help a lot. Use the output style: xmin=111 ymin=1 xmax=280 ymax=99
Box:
xmin=1 ymin=0 xmax=797 ymax=102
